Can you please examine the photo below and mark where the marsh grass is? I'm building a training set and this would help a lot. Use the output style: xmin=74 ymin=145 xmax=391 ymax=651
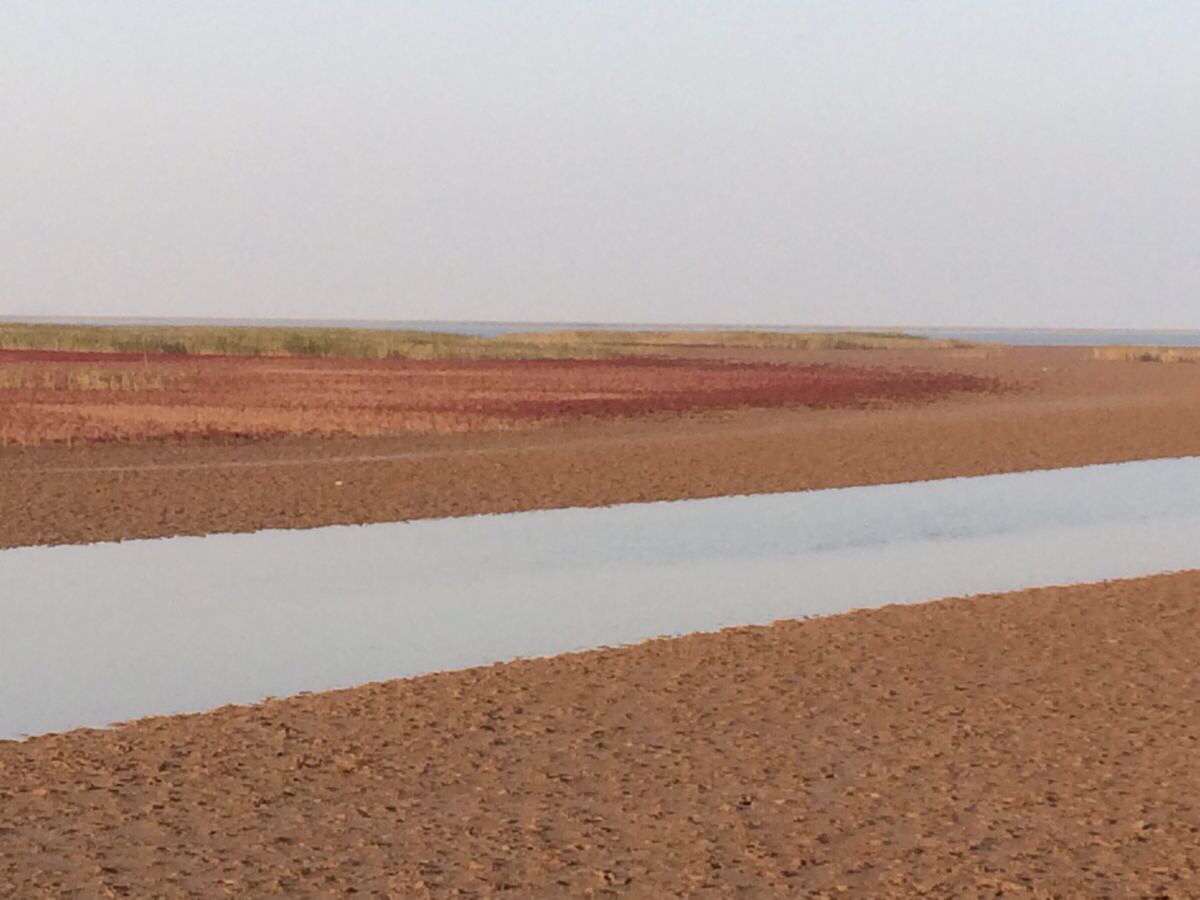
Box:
xmin=1092 ymin=346 xmax=1200 ymax=364
xmin=0 ymin=323 xmax=597 ymax=360
xmin=516 ymin=329 xmax=956 ymax=351
xmin=0 ymin=366 xmax=191 ymax=392
xmin=0 ymin=323 xmax=948 ymax=360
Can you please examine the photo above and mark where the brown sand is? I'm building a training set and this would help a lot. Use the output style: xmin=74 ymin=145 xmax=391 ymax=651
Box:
xmin=3 ymin=346 xmax=1200 ymax=549
xmin=4 ymin=344 xmax=1200 ymax=895
xmin=2 ymin=571 xmax=1199 ymax=897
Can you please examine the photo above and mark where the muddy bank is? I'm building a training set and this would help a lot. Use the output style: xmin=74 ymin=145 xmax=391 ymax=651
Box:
xmin=2 ymin=570 xmax=1199 ymax=896
xmin=3 ymin=347 xmax=1200 ymax=548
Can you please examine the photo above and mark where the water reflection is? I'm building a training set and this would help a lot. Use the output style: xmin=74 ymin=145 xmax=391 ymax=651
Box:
xmin=2 ymin=456 xmax=1199 ymax=739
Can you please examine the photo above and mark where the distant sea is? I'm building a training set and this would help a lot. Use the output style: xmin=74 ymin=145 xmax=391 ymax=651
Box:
xmin=4 ymin=316 xmax=1200 ymax=348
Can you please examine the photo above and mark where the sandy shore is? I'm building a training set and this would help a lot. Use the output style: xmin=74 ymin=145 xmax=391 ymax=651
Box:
xmin=3 ymin=346 xmax=1200 ymax=549
xmin=2 ymin=571 xmax=1198 ymax=896
xmin=4 ymin=344 xmax=1199 ymax=896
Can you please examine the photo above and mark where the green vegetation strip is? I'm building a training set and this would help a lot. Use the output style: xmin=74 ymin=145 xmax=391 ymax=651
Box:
xmin=0 ymin=323 xmax=941 ymax=360
xmin=517 ymin=329 xmax=952 ymax=351
xmin=1092 ymin=346 xmax=1200 ymax=364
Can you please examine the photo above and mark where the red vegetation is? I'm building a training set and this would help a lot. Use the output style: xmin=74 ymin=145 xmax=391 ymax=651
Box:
xmin=0 ymin=351 xmax=1000 ymax=446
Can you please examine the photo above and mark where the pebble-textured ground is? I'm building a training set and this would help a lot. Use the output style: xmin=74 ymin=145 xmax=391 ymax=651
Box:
xmin=2 ymin=571 xmax=1199 ymax=897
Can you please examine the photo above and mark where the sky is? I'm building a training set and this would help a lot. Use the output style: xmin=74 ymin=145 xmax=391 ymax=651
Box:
xmin=3 ymin=2 xmax=1198 ymax=329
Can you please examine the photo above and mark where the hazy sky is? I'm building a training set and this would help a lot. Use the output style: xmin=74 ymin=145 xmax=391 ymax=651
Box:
xmin=3 ymin=2 xmax=1198 ymax=328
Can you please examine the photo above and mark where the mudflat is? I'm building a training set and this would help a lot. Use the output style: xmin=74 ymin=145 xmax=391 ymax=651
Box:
xmin=3 ymin=343 xmax=1200 ymax=895
xmin=2 ymin=570 xmax=1198 ymax=897
xmin=3 ymin=346 xmax=1200 ymax=548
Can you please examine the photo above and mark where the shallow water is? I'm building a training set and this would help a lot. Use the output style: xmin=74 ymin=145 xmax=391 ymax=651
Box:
xmin=3 ymin=456 xmax=1200 ymax=740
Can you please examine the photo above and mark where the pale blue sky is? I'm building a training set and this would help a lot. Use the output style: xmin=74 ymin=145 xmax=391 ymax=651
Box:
xmin=3 ymin=2 xmax=1198 ymax=327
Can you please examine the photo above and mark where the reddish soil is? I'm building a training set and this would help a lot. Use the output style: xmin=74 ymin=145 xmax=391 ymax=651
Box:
xmin=3 ymin=345 xmax=1200 ymax=895
xmin=3 ymin=571 xmax=1199 ymax=897
xmin=0 ymin=350 xmax=996 ymax=446
xmin=2 ymin=346 xmax=1199 ymax=549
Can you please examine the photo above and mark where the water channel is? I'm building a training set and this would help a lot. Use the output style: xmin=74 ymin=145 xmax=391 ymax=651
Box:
xmin=3 ymin=456 xmax=1199 ymax=739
